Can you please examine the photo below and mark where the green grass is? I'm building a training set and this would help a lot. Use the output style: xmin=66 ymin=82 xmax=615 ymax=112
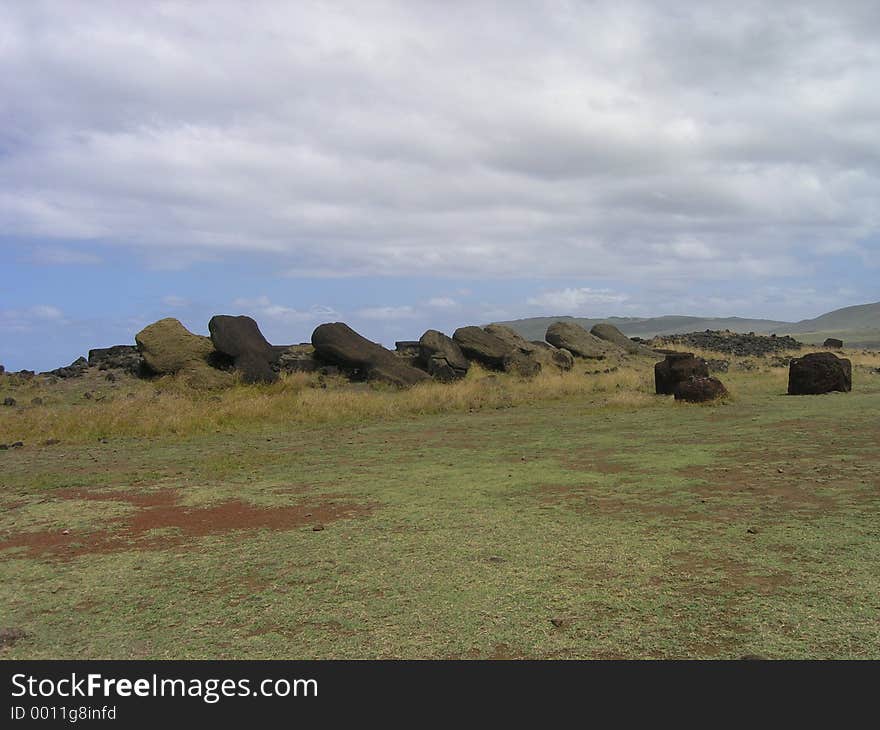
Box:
xmin=2 ymin=358 xmax=879 ymax=659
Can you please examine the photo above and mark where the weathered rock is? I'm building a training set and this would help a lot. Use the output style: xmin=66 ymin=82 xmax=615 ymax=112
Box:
xmin=418 ymin=330 xmax=469 ymax=381
xmin=502 ymin=350 xmax=542 ymax=377
xmin=650 ymin=330 xmax=802 ymax=357
xmin=529 ymin=341 xmax=575 ymax=371
xmin=452 ymin=326 xmax=513 ymax=369
xmin=674 ymin=376 xmax=728 ymax=402
xmin=275 ymin=344 xmax=321 ymax=374
xmin=47 ymin=356 xmax=89 ymax=379
xmin=135 ymin=318 xmax=232 ymax=389
xmin=88 ymin=345 xmax=146 ymax=374
xmin=788 ymin=352 xmax=852 ymax=395
xmin=2 ymin=397 xmax=15 ymax=407
xmin=706 ymin=359 xmax=730 ymax=373
xmin=483 ymin=324 xmax=531 ymax=350
xmin=590 ymin=323 xmax=653 ymax=355
xmin=655 ymin=352 xmax=709 ymax=395
xmin=823 ymin=338 xmax=844 ymax=349
xmin=208 ymin=315 xmax=278 ymax=384
xmin=546 ymin=321 xmax=618 ymax=360
xmin=312 ymin=323 xmax=430 ymax=388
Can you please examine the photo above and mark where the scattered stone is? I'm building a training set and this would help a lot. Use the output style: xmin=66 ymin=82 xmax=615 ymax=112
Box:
xmin=44 ymin=356 xmax=89 ymax=379
xmin=11 ymin=441 xmax=24 ymax=449
xmin=208 ymin=314 xmax=278 ymax=384
xmin=2 ymin=397 xmax=15 ymax=407
xmin=769 ymin=356 xmax=792 ymax=368
xmin=706 ymin=359 xmax=729 ymax=373
xmin=105 ymin=372 xmax=117 ymax=382
xmin=746 ymin=527 xmax=758 ymax=535
xmin=83 ymin=392 xmax=93 ymax=400
xmin=0 ymin=444 xmax=6 ymax=450
xmin=546 ymin=321 xmax=619 ymax=360
xmin=650 ymin=330 xmax=802 ymax=357
xmin=312 ymin=524 xmax=325 ymax=531
xmin=550 ymin=618 xmax=566 ymax=628
xmin=419 ymin=330 xmax=469 ymax=381
xmin=823 ymin=338 xmax=844 ymax=349
xmin=312 ymin=322 xmax=430 ymax=388
xmin=654 ymin=353 xmax=709 ymax=395
xmin=788 ymin=352 xmax=852 ymax=395
xmin=88 ymin=345 xmax=146 ymax=374
xmin=43 ymin=439 xmax=61 ymax=446
xmin=590 ymin=323 xmax=654 ymax=355
xmin=452 ymin=326 xmax=512 ymax=369
xmin=673 ymin=376 xmax=728 ymax=403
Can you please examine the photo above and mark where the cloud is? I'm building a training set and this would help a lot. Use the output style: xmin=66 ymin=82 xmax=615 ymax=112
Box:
xmin=527 ymin=287 xmax=629 ymax=314
xmin=162 ymin=295 xmax=189 ymax=308
xmin=231 ymin=296 xmax=338 ymax=325
xmin=28 ymin=246 xmax=102 ymax=265
xmin=0 ymin=304 xmax=65 ymax=332
xmin=425 ymin=297 xmax=458 ymax=309
xmin=0 ymin=0 xmax=878 ymax=296
xmin=356 ymin=306 xmax=418 ymax=320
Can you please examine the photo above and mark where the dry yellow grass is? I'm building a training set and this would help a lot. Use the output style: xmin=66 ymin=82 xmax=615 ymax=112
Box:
xmin=3 ymin=346 xmax=876 ymax=445
xmin=0 ymin=360 xmax=658 ymax=444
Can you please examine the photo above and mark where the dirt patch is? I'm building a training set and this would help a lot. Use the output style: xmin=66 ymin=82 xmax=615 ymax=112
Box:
xmin=558 ymin=448 xmax=639 ymax=475
xmin=537 ymin=484 xmax=688 ymax=518
xmin=0 ymin=627 xmax=29 ymax=649
xmin=669 ymin=553 xmax=794 ymax=595
xmin=0 ymin=489 xmax=374 ymax=559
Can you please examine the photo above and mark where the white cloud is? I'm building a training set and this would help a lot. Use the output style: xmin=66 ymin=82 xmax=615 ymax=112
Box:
xmin=425 ymin=297 xmax=457 ymax=309
xmin=29 ymin=246 xmax=102 ymax=265
xmin=527 ymin=288 xmax=629 ymax=314
xmin=356 ymin=306 xmax=418 ymax=320
xmin=0 ymin=1 xmax=878 ymax=288
xmin=231 ymin=296 xmax=338 ymax=325
xmin=162 ymin=295 xmax=189 ymax=308
xmin=0 ymin=305 xmax=65 ymax=332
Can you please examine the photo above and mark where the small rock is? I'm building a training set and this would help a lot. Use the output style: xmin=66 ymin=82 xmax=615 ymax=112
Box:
xmin=105 ymin=372 xmax=117 ymax=382
xmin=2 ymin=397 xmax=16 ymax=407
xmin=746 ymin=527 xmax=758 ymax=535
xmin=312 ymin=524 xmax=325 ymax=531
xmin=61 ymin=529 xmax=70 ymax=535
xmin=83 ymin=392 xmax=93 ymax=400
xmin=30 ymin=397 xmax=44 ymax=406
xmin=11 ymin=442 xmax=24 ymax=449
xmin=0 ymin=444 xmax=7 ymax=450
xmin=43 ymin=439 xmax=61 ymax=446
xmin=550 ymin=618 xmax=566 ymax=628
xmin=777 ymin=468 xmax=784 ymax=474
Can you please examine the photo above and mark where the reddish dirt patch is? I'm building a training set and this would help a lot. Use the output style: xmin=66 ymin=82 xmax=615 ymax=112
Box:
xmin=537 ymin=484 xmax=687 ymax=518
xmin=668 ymin=553 xmax=794 ymax=596
xmin=0 ymin=489 xmax=373 ymax=559
xmin=559 ymin=448 xmax=638 ymax=475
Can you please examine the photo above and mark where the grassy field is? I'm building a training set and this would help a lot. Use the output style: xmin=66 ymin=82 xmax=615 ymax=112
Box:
xmin=2 ymin=352 xmax=879 ymax=659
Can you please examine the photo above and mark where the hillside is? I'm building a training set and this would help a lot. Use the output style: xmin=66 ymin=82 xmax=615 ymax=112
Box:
xmin=495 ymin=301 xmax=880 ymax=346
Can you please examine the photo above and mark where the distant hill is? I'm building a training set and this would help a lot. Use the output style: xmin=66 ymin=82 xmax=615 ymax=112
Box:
xmin=494 ymin=301 xmax=880 ymax=348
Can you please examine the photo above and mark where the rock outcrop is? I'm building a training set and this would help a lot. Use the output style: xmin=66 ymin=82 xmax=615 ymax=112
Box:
xmin=654 ymin=352 xmax=710 ymax=395
xmin=452 ymin=326 xmax=512 ymax=370
xmin=650 ymin=330 xmax=802 ymax=357
xmin=135 ymin=318 xmax=231 ymax=389
xmin=418 ymin=330 xmax=469 ymax=381
xmin=788 ymin=352 xmax=852 ymax=395
xmin=545 ymin=321 xmax=617 ymax=360
xmin=823 ymin=338 xmax=844 ymax=349
xmin=590 ymin=323 xmax=653 ymax=355
xmin=44 ymin=357 xmax=89 ymax=379
xmin=208 ymin=315 xmax=278 ymax=384
xmin=312 ymin=323 xmax=430 ymax=388
xmin=88 ymin=345 xmax=145 ymax=374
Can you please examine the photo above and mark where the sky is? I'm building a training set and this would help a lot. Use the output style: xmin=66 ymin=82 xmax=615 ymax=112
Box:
xmin=1 ymin=0 xmax=878 ymax=371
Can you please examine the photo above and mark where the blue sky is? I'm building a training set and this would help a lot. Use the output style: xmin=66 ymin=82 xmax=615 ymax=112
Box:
xmin=1 ymin=1 xmax=878 ymax=371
